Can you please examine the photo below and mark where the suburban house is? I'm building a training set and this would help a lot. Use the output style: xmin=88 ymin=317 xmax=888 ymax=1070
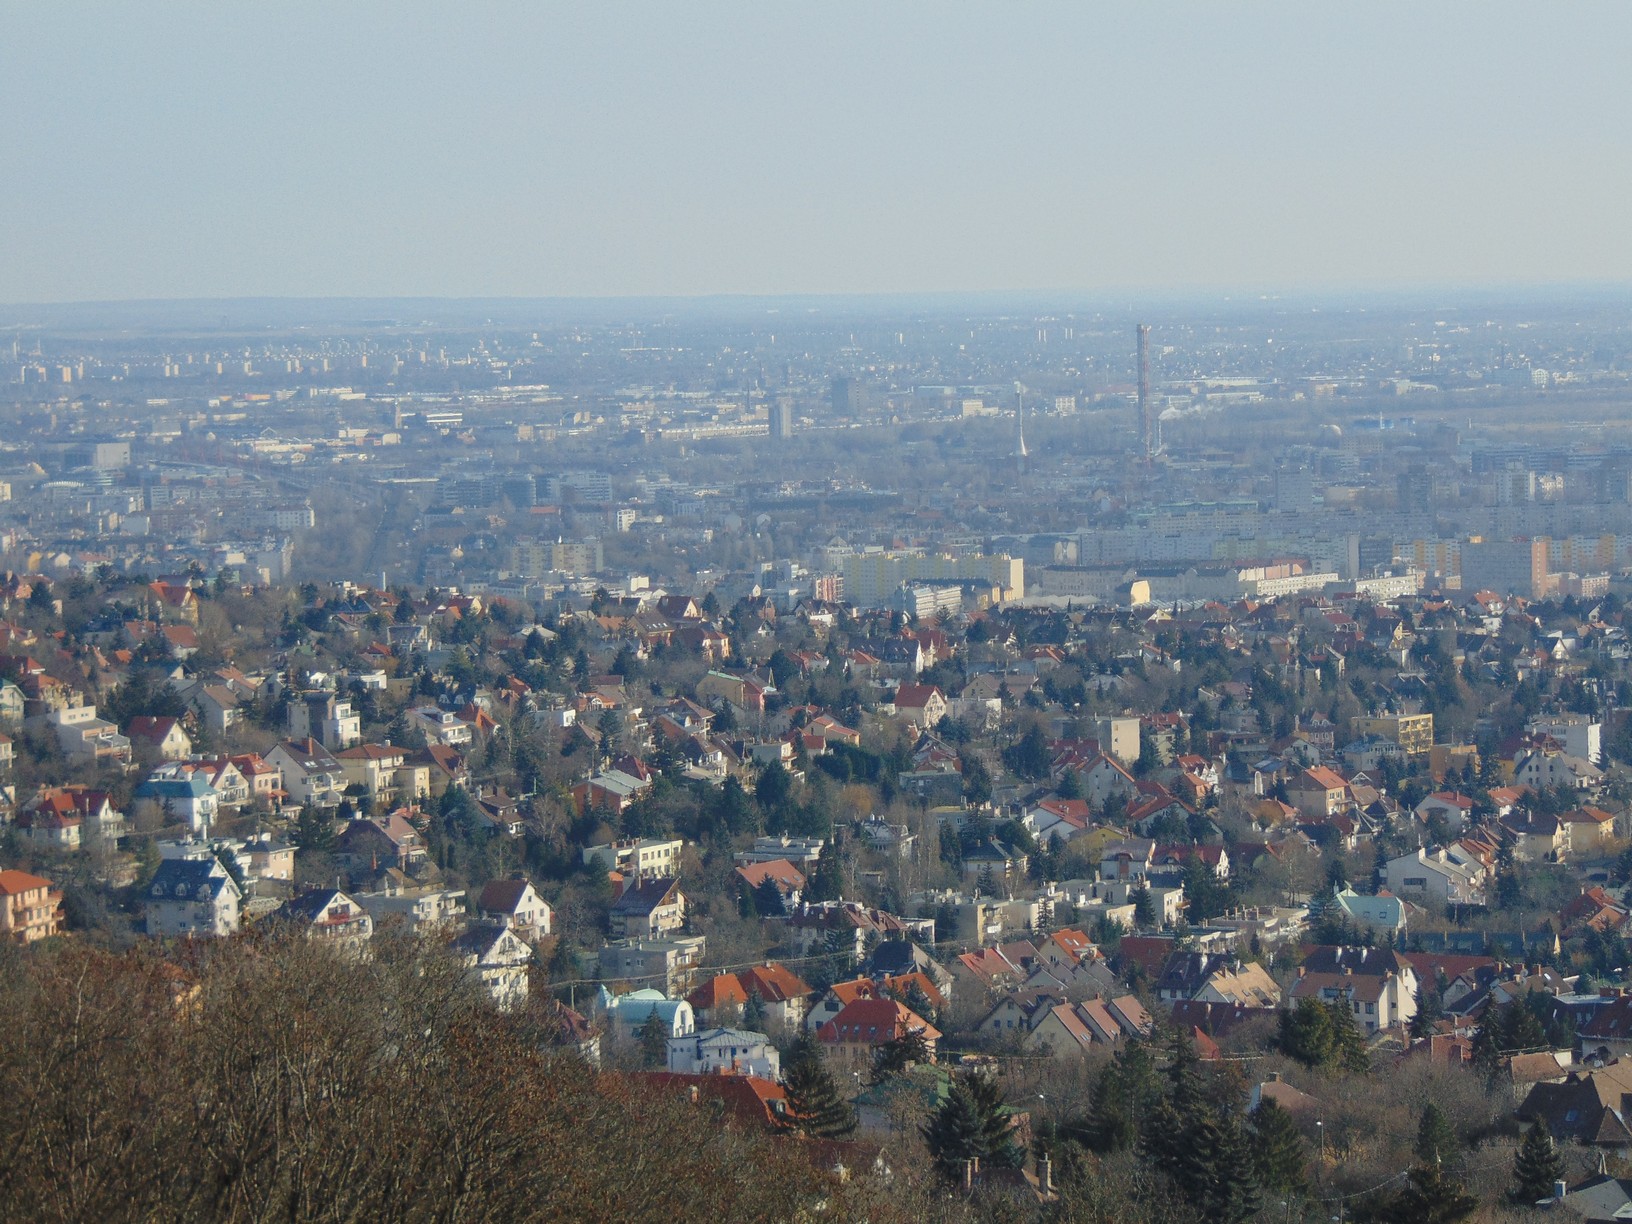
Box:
xmin=275 ymin=889 xmax=375 ymax=949
xmin=599 ymin=987 xmax=696 ymax=1043
xmin=733 ymin=858 xmax=805 ymax=910
xmin=890 ymin=684 xmax=948 ymax=727
xmin=335 ymin=742 xmax=418 ymax=804
xmin=599 ymin=936 xmax=709 ymax=997
xmin=1024 ymin=996 xmax=1153 ymax=1056
xmin=132 ymin=771 xmax=221 ymax=835
xmin=1288 ymin=765 xmax=1351 ymax=818
xmin=1579 ymin=994 xmax=1632 ymax=1062
xmin=1562 ymin=805 xmax=1620 ymax=854
xmin=1384 ymin=845 xmax=1488 ymax=907
xmin=1517 ymin=1059 xmax=1632 ymax=1146
xmin=144 ymin=854 xmax=242 ymax=938
xmin=0 ymin=679 xmax=24 ymax=726
xmin=688 ymin=963 xmax=812 ymax=1030
xmin=1192 ymin=961 xmax=1282 ymax=1009
xmin=476 ymin=875 xmax=554 ymax=941
xmin=47 ymin=704 xmax=131 ymax=766
xmin=583 ymin=835 xmax=683 ymax=878
xmin=963 ymin=839 xmax=1029 ymax=890
xmin=0 ymin=868 xmax=63 ymax=943
xmin=1513 ymin=747 xmax=1603 ymax=792
xmin=409 ymin=705 xmax=474 ymax=748
xmin=816 ymin=997 xmax=940 ymax=1069
xmin=1077 ymin=752 xmax=1139 ymax=808
xmin=18 ymin=785 xmax=124 ymax=848
xmin=336 ymin=812 xmax=428 ymax=873
xmin=287 ymin=691 xmax=362 ymax=750
xmin=450 ymin=923 xmax=534 ymax=1011
xmin=1289 ymin=946 xmax=1418 ymax=1034
xmin=573 ymin=769 xmax=655 ymax=818
xmin=1333 ymin=887 xmax=1408 ymax=936
xmin=1098 ymin=839 xmax=1156 ymax=883
xmin=610 ymin=876 xmax=686 ymax=938
xmin=1415 ymin=791 xmax=1475 ymax=829
xmin=126 ymin=715 xmax=193 ymax=761
xmin=666 ymin=1027 xmax=781 ymax=1079
xmin=1025 ymin=798 xmax=1093 ymax=846
xmin=183 ymin=683 xmax=247 ymax=737
xmin=356 ymin=882 xmax=467 ymax=933
xmin=181 ymin=758 xmax=251 ymax=807
xmin=266 ymin=738 xmax=346 ymax=807
xmin=415 ymin=743 xmax=469 ymax=795
xmin=231 ymin=753 xmax=285 ymax=804
xmin=243 ymin=831 xmax=296 ymax=884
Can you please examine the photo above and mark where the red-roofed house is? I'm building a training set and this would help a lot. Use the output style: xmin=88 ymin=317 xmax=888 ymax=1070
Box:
xmin=734 ymin=858 xmax=806 ymax=909
xmin=1289 ymin=766 xmax=1351 ymax=818
xmin=642 ymin=1072 xmax=789 ymax=1132
xmin=126 ymin=715 xmax=192 ymax=761
xmin=816 ymin=998 xmax=940 ymax=1068
xmin=0 ymin=869 xmax=63 ymax=943
xmin=1563 ymin=806 xmax=1620 ymax=855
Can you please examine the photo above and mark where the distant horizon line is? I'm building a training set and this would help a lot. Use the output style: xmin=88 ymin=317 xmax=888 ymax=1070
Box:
xmin=5 ymin=278 xmax=1632 ymax=312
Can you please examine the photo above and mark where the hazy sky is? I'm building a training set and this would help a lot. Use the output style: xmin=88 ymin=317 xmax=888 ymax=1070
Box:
xmin=4 ymin=2 xmax=1631 ymax=303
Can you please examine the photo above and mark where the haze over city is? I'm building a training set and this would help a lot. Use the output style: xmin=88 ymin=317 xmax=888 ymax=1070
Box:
xmin=4 ymin=6 xmax=1632 ymax=1224
xmin=5 ymin=2 xmax=1632 ymax=303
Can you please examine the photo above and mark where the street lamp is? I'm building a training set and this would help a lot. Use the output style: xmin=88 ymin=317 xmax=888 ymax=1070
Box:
xmin=1315 ymin=1120 xmax=1325 ymax=1190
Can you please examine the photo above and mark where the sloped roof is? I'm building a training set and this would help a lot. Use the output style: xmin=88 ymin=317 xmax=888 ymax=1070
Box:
xmin=817 ymin=998 xmax=940 ymax=1046
xmin=0 ymin=868 xmax=55 ymax=895
xmin=477 ymin=876 xmax=537 ymax=914
xmin=611 ymin=876 xmax=681 ymax=916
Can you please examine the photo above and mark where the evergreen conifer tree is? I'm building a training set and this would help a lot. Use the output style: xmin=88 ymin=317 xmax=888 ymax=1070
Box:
xmin=1278 ymin=998 xmax=1334 ymax=1068
xmin=1164 ymin=1024 xmax=1207 ymax=1117
xmin=922 ymin=1081 xmax=989 ymax=1180
xmin=1131 ymin=882 xmax=1155 ymax=929
xmin=904 ymin=981 xmax=937 ymax=1024
xmin=1505 ymin=998 xmax=1547 ymax=1053
xmin=781 ymin=1032 xmax=856 ymax=1139
xmin=1173 ymin=1115 xmax=1262 ymax=1224
xmin=752 ymin=876 xmax=785 ymax=917
xmin=1213 ymin=1120 xmax=1265 ymax=1224
xmin=1077 ymin=1039 xmax=1161 ymax=1153
xmin=1415 ymin=1101 xmax=1458 ymax=1165
xmin=807 ymin=844 xmax=843 ymax=903
xmin=743 ymin=988 xmax=767 ymax=1032
xmin=295 ymin=802 xmax=336 ymax=854
xmin=1510 ymin=1118 xmax=1565 ymax=1205
xmin=1470 ymin=1003 xmax=1505 ymax=1080
xmin=1248 ymin=1098 xmax=1306 ymax=1193
xmin=1390 ymin=1160 xmax=1477 ymax=1224
xmin=1410 ymin=977 xmax=1446 ymax=1039
xmin=869 ymin=1026 xmax=930 ymax=1082
xmin=1325 ymin=998 xmax=1371 ymax=1073
xmin=217 ymin=846 xmax=249 ymax=896
xmin=638 ymin=1008 xmax=668 ymax=1069
xmin=965 ymin=1072 xmax=1023 ymax=1169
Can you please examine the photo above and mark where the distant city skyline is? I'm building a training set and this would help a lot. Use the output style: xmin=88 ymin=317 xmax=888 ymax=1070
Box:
xmin=3 ymin=2 xmax=1631 ymax=304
